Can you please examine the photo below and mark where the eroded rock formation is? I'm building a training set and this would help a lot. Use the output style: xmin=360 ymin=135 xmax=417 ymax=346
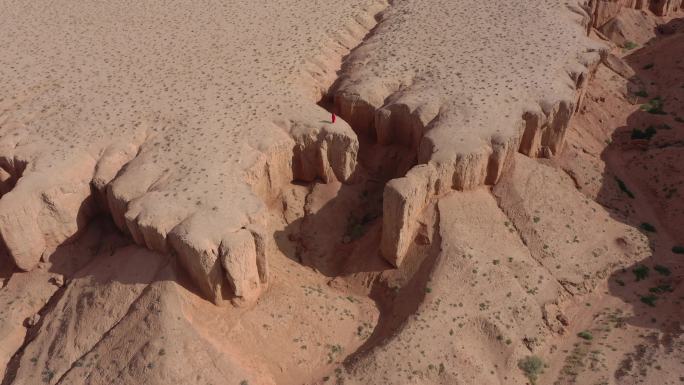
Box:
xmin=331 ymin=0 xmax=607 ymax=266
xmin=1 ymin=0 xmax=683 ymax=383
xmin=590 ymin=0 xmax=682 ymax=28
xmin=0 ymin=0 xmax=612 ymax=301
xmin=0 ymin=0 xmax=388 ymax=304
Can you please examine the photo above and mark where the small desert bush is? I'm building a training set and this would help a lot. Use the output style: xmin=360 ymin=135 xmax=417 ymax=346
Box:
xmin=641 ymin=295 xmax=658 ymax=307
xmin=640 ymin=97 xmax=665 ymax=115
xmin=623 ymin=41 xmax=638 ymax=50
xmin=577 ymin=331 xmax=593 ymax=340
xmin=631 ymin=126 xmax=656 ymax=140
xmin=654 ymin=264 xmax=671 ymax=276
xmin=633 ymin=265 xmax=649 ymax=281
xmin=518 ymin=355 xmax=544 ymax=384
xmin=672 ymin=246 xmax=684 ymax=254
xmin=616 ymin=178 xmax=635 ymax=198
xmin=649 ymin=284 xmax=673 ymax=294
xmin=639 ymin=222 xmax=656 ymax=232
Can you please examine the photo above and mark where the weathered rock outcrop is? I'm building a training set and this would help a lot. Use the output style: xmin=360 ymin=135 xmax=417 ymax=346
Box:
xmin=0 ymin=0 xmax=387 ymax=304
xmin=599 ymin=6 xmax=661 ymax=45
xmin=0 ymin=153 xmax=97 ymax=271
xmin=0 ymin=270 xmax=59 ymax=379
xmin=0 ymin=0 xmax=669 ymax=302
xmin=589 ymin=0 xmax=682 ymax=28
xmin=332 ymin=0 xmax=605 ymax=266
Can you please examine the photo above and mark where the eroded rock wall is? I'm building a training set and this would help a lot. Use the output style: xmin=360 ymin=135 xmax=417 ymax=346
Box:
xmin=590 ymin=0 xmax=682 ymax=28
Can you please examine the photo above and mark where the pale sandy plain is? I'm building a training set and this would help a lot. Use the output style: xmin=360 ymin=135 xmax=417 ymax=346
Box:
xmin=0 ymin=0 xmax=683 ymax=384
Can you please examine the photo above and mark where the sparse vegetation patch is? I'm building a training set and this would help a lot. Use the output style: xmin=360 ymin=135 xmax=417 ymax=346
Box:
xmin=623 ymin=41 xmax=638 ymax=50
xmin=518 ymin=355 xmax=544 ymax=384
xmin=640 ymin=97 xmax=666 ymax=115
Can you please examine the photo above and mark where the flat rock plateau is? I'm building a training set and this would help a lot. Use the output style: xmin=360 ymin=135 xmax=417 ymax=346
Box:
xmin=0 ymin=0 xmax=683 ymax=384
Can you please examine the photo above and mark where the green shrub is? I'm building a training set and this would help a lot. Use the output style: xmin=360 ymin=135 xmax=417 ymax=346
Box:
xmin=643 ymin=63 xmax=654 ymax=70
xmin=623 ymin=41 xmax=638 ymax=50
xmin=654 ymin=265 xmax=671 ymax=276
xmin=616 ymin=178 xmax=635 ymax=198
xmin=640 ymin=97 xmax=666 ymax=115
xmin=634 ymin=90 xmax=648 ymax=97
xmin=639 ymin=222 xmax=656 ymax=232
xmin=649 ymin=284 xmax=673 ymax=294
xmin=631 ymin=126 xmax=657 ymax=140
xmin=345 ymin=215 xmax=366 ymax=241
xmin=641 ymin=295 xmax=658 ymax=307
xmin=577 ymin=331 xmax=593 ymax=340
xmin=518 ymin=355 xmax=544 ymax=384
xmin=672 ymin=246 xmax=684 ymax=254
xmin=633 ymin=265 xmax=649 ymax=281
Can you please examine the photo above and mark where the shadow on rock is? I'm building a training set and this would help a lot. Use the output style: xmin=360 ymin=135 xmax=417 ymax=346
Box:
xmin=596 ymin=21 xmax=684 ymax=334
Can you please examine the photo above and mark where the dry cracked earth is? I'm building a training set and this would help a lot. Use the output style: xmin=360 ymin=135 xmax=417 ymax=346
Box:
xmin=0 ymin=0 xmax=683 ymax=384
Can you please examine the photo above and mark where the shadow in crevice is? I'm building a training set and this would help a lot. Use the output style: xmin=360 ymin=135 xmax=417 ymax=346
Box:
xmin=344 ymin=205 xmax=442 ymax=364
xmin=272 ymin=162 xmax=443 ymax=374
xmin=276 ymin=85 xmax=419 ymax=277
xmin=277 ymin=91 xmax=445 ymax=365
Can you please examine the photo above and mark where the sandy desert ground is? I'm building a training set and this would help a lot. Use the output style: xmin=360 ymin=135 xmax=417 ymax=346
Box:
xmin=0 ymin=0 xmax=683 ymax=384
